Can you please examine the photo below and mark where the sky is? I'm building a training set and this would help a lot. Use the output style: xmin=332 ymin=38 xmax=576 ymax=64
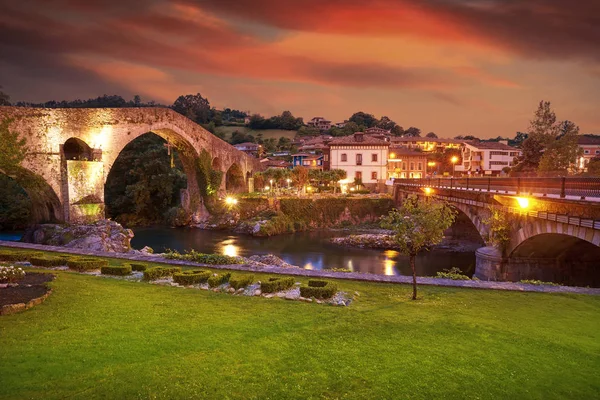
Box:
xmin=0 ymin=0 xmax=599 ymax=138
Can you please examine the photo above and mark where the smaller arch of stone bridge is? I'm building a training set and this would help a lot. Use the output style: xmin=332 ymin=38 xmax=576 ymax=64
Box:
xmin=0 ymin=106 xmax=263 ymax=223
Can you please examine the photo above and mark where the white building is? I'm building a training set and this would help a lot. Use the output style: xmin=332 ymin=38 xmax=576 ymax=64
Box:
xmin=459 ymin=141 xmax=521 ymax=175
xmin=325 ymin=132 xmax=389 ymax=188
xmin=307 ymin=117 xmax=332 ymax=131
xmin=576 ymin=136 xmax=600 ymax=171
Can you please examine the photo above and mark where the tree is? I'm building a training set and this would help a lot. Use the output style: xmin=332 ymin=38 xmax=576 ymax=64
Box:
xmin=248 ymin=114 xmax=266 ymax=130
xmin=377 ymin=116 xmax=396 ymax=131
xmin=586 ymin=157 xmax=600 ymax=176
xmin=426 ymin=132 xmax=438 ymax=138
xmin=0 ymin=85 xmax=11 ymax=106
xmin=291 ymin=166 xmax=309 ymax=189
xmin=172 ymin=93 xmax=211 ymax=124
xmin=391 ymin=125 xmax=404 ymax=136
xmin=133 ymin=95 xmax=142 ymax=107
xmin=381 ymin=195 xmax=456 ymax=300
xmin=341 ymin=122 xmax=360 ymax=136
xmin=329 ymin=169 xmax=347 ymax=193
xmin=0 ymin=118 xmax=27 ymax=173
xmin=538 ymin=120 xmax=581 ymax=175
xmin=349 ymin=112 xmax=378 ymax=129
xmin=404 ymin=127 xmax=421 ymax=137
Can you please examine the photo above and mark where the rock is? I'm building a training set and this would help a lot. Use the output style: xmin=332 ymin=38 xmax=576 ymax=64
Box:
xmin=254 ymin=289 xmax=261 ymax=296
xmin=247 ymin=254 xmax=299 ymax=269
xmin=228 ymin=288 xmax=236 ymax=293
xmin=22 ymin=220 xmax=134 ymax=253
xmin=140 ymin=246 xmax=154 ymax=254
xmin=316 ymin=300 xmax=322 ymax=304
xmin=235 ymin=288 xmax=244 ymax=294
xmin=276 ymin=292 xmax=286 ymax=298
xmin=304 ymin=298 xmax=313 ymax=303
xmin=284 ymin=294 xmax=296 ymax=300
xmin=298 ymin=296 xmax=306 ymax=301
xmin=265 ymin=294 xmax=274 ymax=298
xmin=354 ymin=291 xmax=360 ymax=296
xmin=330 ymin=234 xmax=399 ymax=250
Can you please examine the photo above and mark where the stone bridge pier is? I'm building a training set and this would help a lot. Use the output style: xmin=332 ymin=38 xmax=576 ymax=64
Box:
xmin=393 ymin=186 xmax=600 ymax=287
xmin=0 ymin=107 xmax=263 ymax=224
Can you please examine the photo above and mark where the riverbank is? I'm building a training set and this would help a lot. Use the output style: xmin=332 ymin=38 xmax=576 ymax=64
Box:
xmin=1 ymin=241 xmax=598 ymax=295
xmin=331 ymin=233 xmax=482 ymax=253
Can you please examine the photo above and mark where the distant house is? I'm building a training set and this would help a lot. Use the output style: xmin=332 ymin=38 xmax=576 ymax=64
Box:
xmin=387 ymin=148 xmax=428 ymax=179
xmin=335 ymin=120 xmax=348 ymax=128
xmin=243 ymin=117 xmax=251 ymax=125
xmin=459 ymin=141 xmax=521 ymax=175
xmin=307 ymin=117 xmax=332 ymax=131
xmin=292 ymin=153 xmax=324 ymax=170
xmin=325 ymin=132 xmax=389 ymax=189
xmin=365 ymin=127 xmax=390 ymax=135
xmin=234 ymin=142 xmax=261 ymax=157
xmin=389 ymin=137 xmax=462 ymax=152
xmin=297 ymin=135 xmax=332 ymax=153
xmin=260 ymin=158 xmax=292 ymax=169
xmin=576 ymin=136 xmax=600 ymax=171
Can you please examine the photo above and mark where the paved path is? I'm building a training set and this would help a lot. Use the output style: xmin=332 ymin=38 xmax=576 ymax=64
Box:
xmin=1 ymin=240 xmax=599 ymax=296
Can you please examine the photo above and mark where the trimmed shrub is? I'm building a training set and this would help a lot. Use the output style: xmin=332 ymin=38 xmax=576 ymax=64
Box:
xmin=101 ymin=265 xmax=132 ymax=276
xmin=0 ymin=251 xmax=43 ymax=262
xmin=67 ymin=258 xmax=109 ymax=271
xmin=30 ymin=255 xmax=70 ymax=267
xmin=260 ymin=276 xmax=295 ymax=293
xmin=207 ymin=272 xmax=231 ymax=288
xmin=229 ymin=274 xmax=254 ymax=290
xmin=164 ymin=250 xmax=242 ymax=265
xmin=173 ymin=270 xmax=212 ymax=285
xmin=128 ymin=263 xmax=148 ymax=272
xmin=143 ymin=266 xmax=182 ymax=281
xmin=300 ymin=280 xmax=338 ymax=299
xmin=434 ymin=267 xmax=472 ymax=281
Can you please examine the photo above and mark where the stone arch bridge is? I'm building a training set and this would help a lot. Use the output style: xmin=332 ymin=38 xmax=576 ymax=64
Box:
xmin=393 ymin=180 xmax=600 ymax=287
xmin=0 ymin=106 xmax=262 ymax=224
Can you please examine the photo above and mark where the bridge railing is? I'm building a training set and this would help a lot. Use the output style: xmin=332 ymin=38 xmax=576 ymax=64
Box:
xmin=394 ymin=177 xmax=600 ymax=200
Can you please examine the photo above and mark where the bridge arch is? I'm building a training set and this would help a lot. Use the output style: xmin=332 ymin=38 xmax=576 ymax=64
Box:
xmin=507 ymin=220 xmax=599 ymax=256
xmin=63 ymin=138 xmax=94 ymax=161
xmin=225 ymin=162 xmax=245 ymax=193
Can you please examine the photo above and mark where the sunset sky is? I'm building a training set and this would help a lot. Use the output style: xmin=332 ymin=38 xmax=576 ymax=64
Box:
xmin=1 ymin=0 xmax=599 ymax=138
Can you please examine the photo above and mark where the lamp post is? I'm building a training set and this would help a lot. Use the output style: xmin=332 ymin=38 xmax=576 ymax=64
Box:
xmin=269 ymin=179 xmax=274 ymax=193
xmin=451 ymin=156 xmax=459 ymax=177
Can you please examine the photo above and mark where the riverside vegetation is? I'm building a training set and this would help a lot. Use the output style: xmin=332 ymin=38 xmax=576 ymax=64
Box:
xmin=0 ymin=246 xmax=598 ymax=399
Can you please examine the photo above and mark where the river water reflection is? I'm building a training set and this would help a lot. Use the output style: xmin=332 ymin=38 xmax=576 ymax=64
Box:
xmin=131 ymin=228 xmax=476 ymax=277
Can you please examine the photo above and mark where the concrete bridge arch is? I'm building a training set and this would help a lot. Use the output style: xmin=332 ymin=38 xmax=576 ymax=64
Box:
xmin=0 ymin=106 xmax=262 ymax=223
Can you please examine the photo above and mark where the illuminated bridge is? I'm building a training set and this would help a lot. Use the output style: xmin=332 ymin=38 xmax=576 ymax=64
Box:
xmin=0 ymin=106 xmax=262 ymax=224
xmin=392 ymin=178 xmax=600 ymax=287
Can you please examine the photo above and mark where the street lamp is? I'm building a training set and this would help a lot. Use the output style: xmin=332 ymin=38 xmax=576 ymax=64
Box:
xmin=286 ymin=178 xmax=291 ymax=188
xmin=269 ymin=179 xmax=274 ymax=192
xmin=451 ymin=156 xmax=459 ymax=177
xmin=516 ymin=197 xmax=530 ymax=209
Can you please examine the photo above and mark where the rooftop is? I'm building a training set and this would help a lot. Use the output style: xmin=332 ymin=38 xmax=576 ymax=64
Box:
xmin=578 ymin=135 xmax=600 ymax=145
xmin=328 ymin=133 xmax=390 ymax=146
xmin=464 ymin=141 xmax=518 ymax=151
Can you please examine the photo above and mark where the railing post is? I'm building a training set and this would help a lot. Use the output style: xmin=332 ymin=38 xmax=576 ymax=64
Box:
xmin=466 ymin=177 xmax=469 ymax=190
xmin=450 ymin=178 xmax=453 ymax=189
xmin=517 ymin=178 xmax=521 ymax=195
xmin=487 ymin=177 xmax=491 ymax=192
xmin=560 ymin=177 xmax=566 ymax=198
xmin=438 ymin=178 xmax=441 ymax=188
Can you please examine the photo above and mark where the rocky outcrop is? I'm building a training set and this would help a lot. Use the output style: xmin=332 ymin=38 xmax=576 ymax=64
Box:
xmin=331 ymin=234 xmax=399 ymax=250
xmin=22 ymin=220 xmax=134 ymax=253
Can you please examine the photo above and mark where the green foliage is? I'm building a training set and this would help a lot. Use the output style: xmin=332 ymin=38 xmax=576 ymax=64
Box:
xmin=260 ymin=276 xmax=295 ymax=293
xmin=0 ymin=250 xmax=42 ymax=262
xmin=229 ymin=274 xmax=254 ymax=290
xmin=104 ymin=133 xmax=187 ymax=225
xmin=0 ymin=85 xmax=10 ymax=106
xmin=164 ymin=250 xmax=242 ymax=265
xmin=520 ymin=280 xmax=560 ymax=286
xmin=30 ymin=256 xmax=70 ymax=267
xmin=143 ymin=266 xmax=182 ymax=281
xmin=101 ymin=265 xmax=132 ymax=276
xmin=258 ymin=212 xmax=299 ymax=236
xmin=172 ymin=93 xmax=211 ymax=124
xmin=435 ymin=267 xmax=472 ymax=281
xmin=173 ymin=270 xmax=212 ymax=285
xmin=483 ymin=206 xmax=511 ymax=253
xmin=207 ymin=272 xmax=231 ymax=288
xmin=67 ymin=258 xmax=109 ymax=271
xmin=0 ymin=265 xmax=25 ymax=283
xmin=299 ymin=280 xmax=338 ymax=299
xmin=164 ymin=206 xmax=191 ymax=227
xmin=196 ymin=149 xmax=223 ymax=198
xmin=127 ymin=263 xmax=148 ymax=272
xmin=586 ymin=157 xmax=600 ymax=176
xmin=0 ymin=118 xmax=27 ymax=174
xmin=0 ymin=174 xmax=31 ymax=230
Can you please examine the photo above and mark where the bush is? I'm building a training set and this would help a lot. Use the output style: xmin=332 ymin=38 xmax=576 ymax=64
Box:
xmin=30 ymin=255 xmax=70 ymax=267
xmin=434 ymin=267 xmax=472 ymax=281
xmin=101 ymin=265 xmax=132 ymax=276
xmin=173 ymin=270 xmax=212 ymax=285
xmin=143 ymin=266 xmax=182 ymax=281
xmin=207 ymin=272 xmax=231 ymax=288
xmin=164 ymin=206 xmax=191 ymax=227
xmin=0 ymin=250 xmax=42 ymax=262
xmin=260 ymin=276 xmax=295 ymax=293
xmin=67 ymin=258 xmax=109 ymax=271
xmin=229 ymin=274 xmax=254 ymax=290
xmin=0 ymin=265 xmax=25 ymax=283
xmin=164 ymin=250 xmax=242 ymax=265
xmin=520 ymin=279 xmax=560 ymax=286
xmin=128 ymin=263 xmax=148 ymax=272
xmin=299 ymin=280 xmax=338 ymax=299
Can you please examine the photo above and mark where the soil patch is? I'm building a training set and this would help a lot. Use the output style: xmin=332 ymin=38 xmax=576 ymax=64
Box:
xmin=0 ymin=285 xmax=49 ymax=306
xmin=18 ymin=272 xmax=54 ymax=286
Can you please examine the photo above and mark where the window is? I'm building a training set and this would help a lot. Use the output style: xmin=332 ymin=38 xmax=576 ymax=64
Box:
xmin=341 ymin=153 xmax=347 ymax=162
xmin=596 ymin=150 xmax=600 ymax=154
xmin=355 ymin=171 xmax=362 ymax=180
xmin=490 ymin=151 xmax=509 ymax=157
xmin=402 ymin=163 xmax=407 ymax=170
xmin=410 ymin=163 xmax=414 ymax=170
xmin=356 ymin=154 xmax=363 ymax=165
xmin=584 ymin=150 xmax=590 ymax=154
xmin=418 ymin=162 xmax=422 ymax=170
xmin=372 ymin=153 xmax=378 ymax=162
xmin=324 ymin=155 xmax=329 ymax=161
xmin=371 ymin=171 xmax=377 ymax=180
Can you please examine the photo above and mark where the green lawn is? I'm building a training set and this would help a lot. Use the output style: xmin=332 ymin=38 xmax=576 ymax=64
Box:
xmin=215 ymin=126 xmax=298 ymax=141
xmin=1 ymin=255 xmax=599 ymax=399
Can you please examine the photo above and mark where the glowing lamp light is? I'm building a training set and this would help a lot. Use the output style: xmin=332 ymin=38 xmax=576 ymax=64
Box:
xmin=225 ymin=196 xmax=238 ymax=205
xmin=424 ymin=187 xmax=433 ymax=195
xmin=264 ymin=186 xmax=270 ymax=191
xmin=350 ymin=187 xmax=355 ymax=192
xmin=427 ymin=162 xmax=436 ymax=167
xmin=516 ymin=197 xmax=530 ymax=209
xmin=451 ymin=156 xmax=459 ymax=164
xmin=390 ymin=153 xmax=396 ymax=159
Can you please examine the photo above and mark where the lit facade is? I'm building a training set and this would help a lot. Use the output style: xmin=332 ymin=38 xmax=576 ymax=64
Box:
xmin=389 ymin=137 xmax=462 ymax=152
xmin=387 ymin=149 xmax=428 ymax=179
xmin=459 ymin=141 xmax=521 ymax=175
xmin=576 ymin=136 xmax=600 ymax=171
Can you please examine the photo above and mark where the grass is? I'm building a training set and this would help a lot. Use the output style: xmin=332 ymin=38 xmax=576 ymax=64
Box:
xmin=0 ymin=248 xmax=599 ymax=399
xmin=215 ymin=126 xmax=298 ymax=141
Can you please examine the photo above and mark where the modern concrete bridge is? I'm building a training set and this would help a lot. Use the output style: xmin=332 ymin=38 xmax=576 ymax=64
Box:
xmin=393 ymin=178 xmax=600 ymax=287
xmin=0 ymin=106 xmax=262 ymax=224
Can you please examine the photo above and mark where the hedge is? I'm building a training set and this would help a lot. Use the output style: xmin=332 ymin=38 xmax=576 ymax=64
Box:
xmin=0 ymin=251 xmax=43 ymax=262
xmin=173 ymin=270 xmax=212 ymax=285
xmin=207 ymin=272 xmax=231 ymax=288
xmin=143 ymin=266 xmax=182 ymax=281
xmin=299 ymin=280 xmax=338 ymax=299
xmin=229 ymin=274 xmax=254 ymax=290
xmin=164 ymin=250 xmax=242 ymax=265
xmin=260 ymin=276 xmax=295 ymax=293
xmin=128 ymin=263 xmax=148 ymax=272
xmin=30 ymin=255 xmax=70 ymax=267
xmin=101 ymin=265 xmax=132 ymax=276
xmin=67 ymin=258 xmax=109 ymax=271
